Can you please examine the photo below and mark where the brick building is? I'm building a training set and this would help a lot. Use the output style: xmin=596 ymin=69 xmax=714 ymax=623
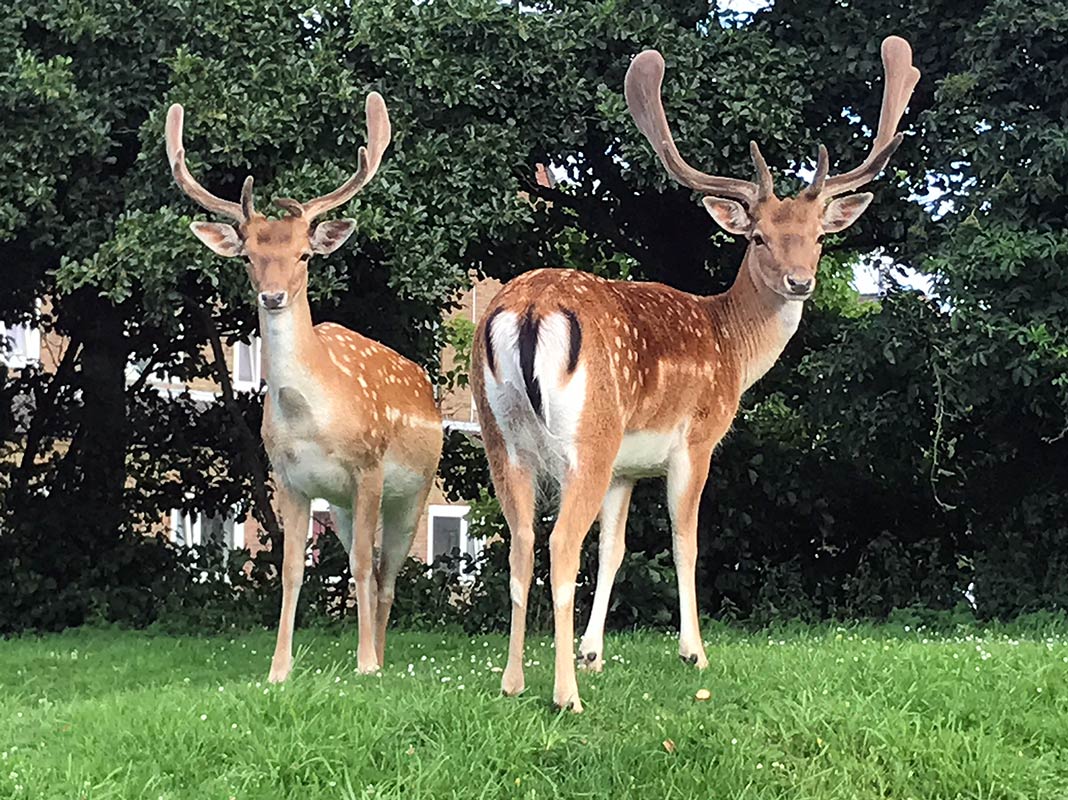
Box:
xmin=2 ymin=278 xmax=502 ymax=564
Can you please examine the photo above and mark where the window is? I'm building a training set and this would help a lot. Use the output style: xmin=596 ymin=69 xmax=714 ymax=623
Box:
xmin=170 ymin=510 xmax=245 ymax=549
xmin=233 ymin=337 xmax=262 ymax=391
xmin=309 ymin=499 xmax=335 ymax=567
xmin=427 ymin=505 xmax=481 ymax=566
xmin=1 ymin=321 xmax=40 ymax=369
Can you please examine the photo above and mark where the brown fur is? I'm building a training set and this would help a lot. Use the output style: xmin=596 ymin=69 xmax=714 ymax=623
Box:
xmin=167 ymin=94 xmax=442 ymax=682
xmin=475 ymin=36 xmax=919 ymax=712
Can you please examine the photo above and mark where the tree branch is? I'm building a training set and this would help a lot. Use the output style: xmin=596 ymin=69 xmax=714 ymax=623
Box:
xmin=185 ymin=298 xmax=282 ymax=547
xmin=15 ymin=335 xmax=81 ymax=484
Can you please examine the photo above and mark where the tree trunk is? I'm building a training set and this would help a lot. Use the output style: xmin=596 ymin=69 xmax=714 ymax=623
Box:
xmin=55 ymin=290 xmax=130 ymax=541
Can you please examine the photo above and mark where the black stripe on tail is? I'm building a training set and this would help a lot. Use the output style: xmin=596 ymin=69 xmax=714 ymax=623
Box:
xmin=483 ymin=307 xmax=504 ymax=377
xmin=518 ymin=305 xmax=542 ymax=419
xmin=562 ymin=308 xmax=582 ymax=374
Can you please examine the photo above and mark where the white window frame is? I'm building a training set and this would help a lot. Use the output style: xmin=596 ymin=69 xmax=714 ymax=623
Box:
xmin=232 ymin=336 xmax=262 ymax=392
xmin=169 ymin=510 xmax=245 ymax=550
xmin=1 ymin=320 xmax=41 ymax=369
xmin=308 ymin=498 xmax=347 ymax=585
xmin=426 ymin=504 xmax=481 ymax=566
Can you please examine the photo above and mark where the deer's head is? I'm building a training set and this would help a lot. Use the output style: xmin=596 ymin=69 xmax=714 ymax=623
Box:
xmin=626 ymin=36 xmax=920 ymax=301
xmin=165 ymin=93 xmax=391 ymax=312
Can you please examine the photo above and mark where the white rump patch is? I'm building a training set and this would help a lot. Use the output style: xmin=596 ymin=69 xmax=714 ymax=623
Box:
xmin=482 ymin=310 xmax=587 ymax=479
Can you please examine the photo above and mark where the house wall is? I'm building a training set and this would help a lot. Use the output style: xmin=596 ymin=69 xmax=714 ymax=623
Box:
xmin=6 ymin=271 xmax=510 ymax=567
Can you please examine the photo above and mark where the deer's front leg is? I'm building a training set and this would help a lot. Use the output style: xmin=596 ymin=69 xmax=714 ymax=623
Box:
xmin=269 ymin=483 xmax=311 ymax=683
xmin=351 ymin=465 xmax=384 ymax=674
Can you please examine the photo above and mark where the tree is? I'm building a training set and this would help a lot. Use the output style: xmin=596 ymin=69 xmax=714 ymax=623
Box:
xmin=3 ymin=0 xmax=1065 ymax=630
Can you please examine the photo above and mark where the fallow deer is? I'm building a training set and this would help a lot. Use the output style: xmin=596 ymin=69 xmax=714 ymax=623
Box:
xmin=471 ymin=36 xmax=920 ymax=711
xmin=166 ymin=93 xmax=443 ymax=680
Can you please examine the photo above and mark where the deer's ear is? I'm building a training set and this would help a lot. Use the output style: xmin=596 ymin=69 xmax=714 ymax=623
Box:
xmin=702 ymin=196 xmax=752 ymax=235
xmin=823 ymin=193 xmax=873 ymax=233
xmin=310 ymin=219 xmax=357 ymax=254
xmin=190 ymin=222 xmax=243 ymax=257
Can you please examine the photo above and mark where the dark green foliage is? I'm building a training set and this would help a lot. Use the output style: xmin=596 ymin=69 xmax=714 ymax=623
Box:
xmin=2 ymin=0 xmax=1067 ymax=635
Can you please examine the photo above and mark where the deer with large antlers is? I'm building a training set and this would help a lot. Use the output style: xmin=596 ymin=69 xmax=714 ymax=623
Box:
xmin=166 ymin=93 xmax=443 ymax=680
xmin=471 ymin=37 xmax=919 ymax=711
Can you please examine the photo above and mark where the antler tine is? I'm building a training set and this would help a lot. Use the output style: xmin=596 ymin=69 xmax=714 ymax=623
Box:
xmin=749 ymin=141 xmax=774 ymax=200
xmin=821 ymin=36 xmax=921 ymax=198
xmin=301 ymin=92 xmax=392 ymax=220
xmin=164 ymin=104 xmax=246 ymax=222
xmin=625 ymin=50 xmax=759 ymax=207
xmin=273 ymin=198 xmax=305 ymax=217
xmin=240 ymin=176 xmax=256 ymax=219
xmin=804 ymin=144 xmax=830 ymax=198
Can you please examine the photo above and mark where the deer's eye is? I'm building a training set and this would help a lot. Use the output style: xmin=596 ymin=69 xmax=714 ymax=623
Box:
xmin=752 ymin=234 xmax=765 ymax=246
xmin=816 ymin=234 xmax=826 ymax=244
xmin=298 ymin=252 xmax=312 ymax=262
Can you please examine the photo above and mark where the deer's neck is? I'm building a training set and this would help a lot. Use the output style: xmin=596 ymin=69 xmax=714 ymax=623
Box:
xmin=706 ymin=253 xmax=803 ymax=392
xmin=257 ymin=292 xmax=322 ymax=397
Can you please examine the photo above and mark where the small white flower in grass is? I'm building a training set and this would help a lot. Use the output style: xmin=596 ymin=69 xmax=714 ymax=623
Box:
xmin=231 ymin=723 xmax=238 ymax=730
xmin=200 ymin=714 xmax=207 ymax=721
xmin=1037 ymin=687 xmax=1043 ymax=693
xmin=756 ymin=763 xmax=763 ymax=770
xmin=218 ymin=686 xmax=225 ymax=692
xmin=731 ymin=738 xmax=738 ymax=745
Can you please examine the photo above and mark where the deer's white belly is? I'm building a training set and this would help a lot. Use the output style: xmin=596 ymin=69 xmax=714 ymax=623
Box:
xmin=382 ymin=457 xmax=426 ymax=500
xmin=275 ymin=439 xmax=355 ymax=507
xmin=273 ymin=434 xmax=426 ymax=507
xmin=612 ymin=428 xmax=683 ymax=478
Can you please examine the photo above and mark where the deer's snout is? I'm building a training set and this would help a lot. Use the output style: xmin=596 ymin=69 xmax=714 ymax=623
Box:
xmin=259 ymin=290 xmax=288 ymax=310
xmin=783 ymin=275 xmax=814 ymax=298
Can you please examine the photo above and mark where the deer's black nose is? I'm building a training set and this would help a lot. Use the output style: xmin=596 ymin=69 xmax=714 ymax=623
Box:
xmin=259 ymin=291 xmax=287 ymax=310
xmin=784 ymin=275 xmax=814 ymax=296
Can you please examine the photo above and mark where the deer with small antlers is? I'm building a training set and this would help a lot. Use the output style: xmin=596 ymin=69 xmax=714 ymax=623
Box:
xmin=471 ymin=36 xmax=920 ymax=711
xmin=166 ymin=93 xmax=443 ymax=680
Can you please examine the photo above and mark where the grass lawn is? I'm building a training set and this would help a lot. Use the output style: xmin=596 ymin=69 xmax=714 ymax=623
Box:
xmin=1 ymin=620 xmax=1067 ymax=799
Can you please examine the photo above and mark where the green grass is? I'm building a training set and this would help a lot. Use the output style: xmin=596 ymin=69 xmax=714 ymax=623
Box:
xmin=2 ymin=621 xmax=1067 ymax=799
